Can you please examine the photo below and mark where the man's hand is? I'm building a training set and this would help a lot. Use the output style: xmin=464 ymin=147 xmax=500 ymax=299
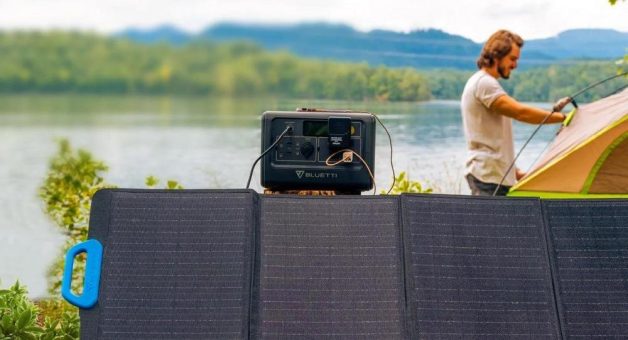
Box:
xmin=515 ymin=168 xmax=526 ymax=181
xmin=552 ymin=97 xmax=572 ymax=112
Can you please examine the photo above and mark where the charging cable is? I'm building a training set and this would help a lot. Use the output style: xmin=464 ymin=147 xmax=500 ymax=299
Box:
xmin=369 ymin=113 xmax=396 ymax=194
xmin=246 ymin=126 xmax=292 ymax=189
xmin=325 ymin=112 xmax=395 ymax=195
xmin=325 ymin=148 xmax=377 ymax=195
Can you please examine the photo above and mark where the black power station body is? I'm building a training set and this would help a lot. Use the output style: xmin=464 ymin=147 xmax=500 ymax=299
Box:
xmin=261 ymin=110 xmax=376 ymax=193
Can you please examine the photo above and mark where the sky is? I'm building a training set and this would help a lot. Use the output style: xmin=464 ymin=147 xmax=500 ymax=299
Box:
xmin=0 ymin=0 xmax=626 ymax=42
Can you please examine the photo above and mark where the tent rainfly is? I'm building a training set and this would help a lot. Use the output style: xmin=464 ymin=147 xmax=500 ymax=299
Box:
xmin=509 ymin=88 xmax=628 ymax=198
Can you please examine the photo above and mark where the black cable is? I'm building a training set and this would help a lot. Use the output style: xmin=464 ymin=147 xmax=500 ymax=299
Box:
xmin=245 ymin=126 xmax=292 ymax=189
xmin=492 ymin=71 xmax=628 ymax=196
xmin=369 ymin=113 xmax=396 ymax=194
xmin=492 ymin=109 xmax=557 ymax=196
xmin=569 ymin=71 xmax=627 ymax=99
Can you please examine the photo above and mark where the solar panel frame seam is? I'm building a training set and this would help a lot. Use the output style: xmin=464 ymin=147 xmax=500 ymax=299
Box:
xmin=248 ymin=192 xmax=260 ymax=340
xmin=392 ymin=194 xmax=411 ymax=340
xmin=540 ymin=200 xmax=567 ymax=340
xmin=395 ymin=194 xmax=414 ymax=340
xmin=400 ymin=193 xmax=421 ymax=340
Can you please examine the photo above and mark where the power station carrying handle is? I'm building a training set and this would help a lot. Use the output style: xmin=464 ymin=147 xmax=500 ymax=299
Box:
xmin=61 ymin=239 xmax=103 ymax=309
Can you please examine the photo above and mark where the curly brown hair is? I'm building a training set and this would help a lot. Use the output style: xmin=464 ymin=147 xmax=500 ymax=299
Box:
xmin=476 ymin=30 xmax=524 ymax=69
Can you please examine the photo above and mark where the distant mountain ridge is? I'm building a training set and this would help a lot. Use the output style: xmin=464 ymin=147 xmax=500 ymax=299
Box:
xmin=116 ymin=23 xmax=628 ymax=69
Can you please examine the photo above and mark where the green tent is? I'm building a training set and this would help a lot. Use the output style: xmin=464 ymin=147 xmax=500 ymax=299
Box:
xmin=509 ymin=88 xmax=628 ymax=198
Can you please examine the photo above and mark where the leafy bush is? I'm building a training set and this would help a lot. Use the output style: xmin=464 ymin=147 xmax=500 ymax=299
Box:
xmin=0 ymin=282 xmax=42 ymax=339
xmin=37 ymin=300 xmax=79 ymax=340
xmin=383 ymin=171 xmax=433 ymax=195
xmin=145 ymin=175 xmax=184 ymax=189
xmin=39 ymin=139 xmax=112 ymax=295
xmin=40 ymin=139 xmax=109 ymax=241
xmin=0 ymin=282 xmax=79 ymax=340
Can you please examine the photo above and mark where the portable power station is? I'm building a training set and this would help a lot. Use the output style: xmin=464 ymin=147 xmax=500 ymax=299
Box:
xmin=260 ymin=109 xmax=376 ymax=193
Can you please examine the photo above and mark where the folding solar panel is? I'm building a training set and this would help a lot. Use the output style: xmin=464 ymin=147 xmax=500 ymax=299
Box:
xmin=401 ymin=194 xmax=561 ymax=339
xmin=73 ymin=189 xmax=256 ymax=339
xmin=256 ymin=195 xmax=406 ymax=338
xmin=65 ymin=190 xmax=628 ymax=339
xmin=544 ymin=200 xmax=628 ymax=339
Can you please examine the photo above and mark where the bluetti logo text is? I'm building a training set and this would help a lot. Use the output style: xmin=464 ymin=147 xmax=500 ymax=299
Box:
xmin=295 ymin=170 xmax=338 ymax=179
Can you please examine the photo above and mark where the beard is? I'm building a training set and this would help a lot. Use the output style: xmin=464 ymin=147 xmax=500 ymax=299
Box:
xmin=497 ymin=65 xmax=510 ymax=79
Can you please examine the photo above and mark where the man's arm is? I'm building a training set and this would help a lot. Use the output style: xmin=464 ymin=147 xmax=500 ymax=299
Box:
xmin=490 ymin=94 xmax=565 ymax=124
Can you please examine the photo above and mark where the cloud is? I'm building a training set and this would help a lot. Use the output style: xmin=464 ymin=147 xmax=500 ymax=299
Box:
xmin=0 ymin=0 xmax=626 ymax=42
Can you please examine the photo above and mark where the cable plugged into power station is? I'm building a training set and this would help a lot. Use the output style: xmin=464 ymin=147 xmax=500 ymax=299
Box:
xmin=246 ymin=125 xmax=292 ymax=189
xmin=369 ymin=112 xmax=396 ymax=195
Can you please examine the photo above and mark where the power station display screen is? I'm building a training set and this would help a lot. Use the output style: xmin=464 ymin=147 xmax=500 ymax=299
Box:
xmin=303 ymin=120 xmax=328 ymax=137
xmin=303 ymin=120 xmax=357 ymax=136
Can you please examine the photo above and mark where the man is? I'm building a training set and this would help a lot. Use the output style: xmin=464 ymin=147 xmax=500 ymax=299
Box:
xmin=461 ymin=29 xmax=571 ymax=196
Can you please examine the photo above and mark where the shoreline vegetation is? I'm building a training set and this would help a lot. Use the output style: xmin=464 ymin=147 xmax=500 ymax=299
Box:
xmin=0 ymin=31 xmax=624 ymax=103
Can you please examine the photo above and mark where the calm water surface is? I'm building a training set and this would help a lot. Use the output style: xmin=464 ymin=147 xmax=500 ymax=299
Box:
xmin=0 ymin=94 xmax=558 ymax=297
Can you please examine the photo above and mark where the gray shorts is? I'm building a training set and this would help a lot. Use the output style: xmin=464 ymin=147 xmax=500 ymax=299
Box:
xmin=466 ymin=174 xmax=511 ymax=196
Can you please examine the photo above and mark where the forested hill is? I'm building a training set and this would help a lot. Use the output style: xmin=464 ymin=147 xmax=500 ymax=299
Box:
xmin=0 ymin=32 xmax=623 ymax=102
xmin=118 ymin=23 xmax=628 ymax=69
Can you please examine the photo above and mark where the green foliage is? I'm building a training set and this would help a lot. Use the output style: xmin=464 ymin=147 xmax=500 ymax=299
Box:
xmin=145 ymin=176 xmax=184 ymax=189
xmin=166 ymin=180 xmax=184 ymax=190
xmin=0 ymin=281 xmax=42 ymax=339
xmin=39 ymin=312 xmax=79 ymax=340
xmin=39 ymin=139 xmax=109 ymax=240
xmin=145 ymin=175 xmax=159 ymax=187
xmin=0 ymin=282 xmax=79 ymax=340
xmin=383 ymin=171 xmax=433 ymax=195
xmin=39 ymin=139 xmax=112 ymax=295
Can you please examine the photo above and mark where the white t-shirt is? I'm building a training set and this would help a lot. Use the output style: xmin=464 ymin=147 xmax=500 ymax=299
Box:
xmin=461 ymin=70 xmax=516 ymax=186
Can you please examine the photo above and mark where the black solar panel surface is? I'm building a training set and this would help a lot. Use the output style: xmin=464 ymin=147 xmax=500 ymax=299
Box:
xmin=401 ymin=195 xmax=560 ymax=339
xmin=256 ymin=196 xmax=406 ymax=339
xmin=81 ymin=189 xmax=255 ymax=340
xmin=544 ymin=200 xmax=628 ymax=339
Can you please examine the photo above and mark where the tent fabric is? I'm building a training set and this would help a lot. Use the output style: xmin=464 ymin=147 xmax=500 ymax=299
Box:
xmin=255 ymin=195 xmax=406 ymax=339
xmin=80 ymin=189 xmax=257 ymax=339
xmin=401 ymin=195 xmax=560 ymax=339
xmin=511 ymin=88 xmax=628 ymax=195
xmin=543 ymin=200 xmax=628 ymax=338
xmin=76 ymin=189 xmax=628 ymax=339
xmin=588 ymin=134 xmax=628 ymax=193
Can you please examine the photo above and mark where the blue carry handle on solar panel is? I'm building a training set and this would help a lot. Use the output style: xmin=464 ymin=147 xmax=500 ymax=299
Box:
xmin=61 ymin=239 xmax=103 ymax=309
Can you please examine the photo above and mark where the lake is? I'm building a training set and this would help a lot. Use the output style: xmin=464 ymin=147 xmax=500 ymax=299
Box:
xmin=0 ymin=94 xmax=559 ymax=297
